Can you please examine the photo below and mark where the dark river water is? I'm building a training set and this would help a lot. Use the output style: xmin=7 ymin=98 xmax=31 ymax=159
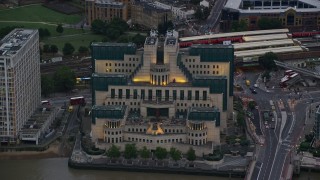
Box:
xmin=0 ymin=158 xmax=319 ymax=180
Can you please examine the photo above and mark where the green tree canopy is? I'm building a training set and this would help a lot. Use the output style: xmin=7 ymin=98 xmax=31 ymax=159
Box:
xmin=132 ymin=33 xmax=146 ymax=47
xmin=53 ymin=66 xmax=76 ymax=92
xmin=248 ymin=101 xmax=256 ymax=110
xmin=91 ymin=19 xmax=106 ymax=34
xmin=155 ymin=147 xmax=168 ymax=160
xmin=259 ymin=52 xmax=278 ymax=70
xmin=186 ymin=147 xmax=196 ymax=161
xmin=117 ymin=34 xmax=131 ymax=43
xmin=63 ymin=43 xmax=75 ymax=56
xmin=140 ymin=146 xmax=150 ymax=159
xmin=232 ymin=19 xmax=248 ymax=32
xmin=0 ymin=26 xmax=23 ymax=39
xmin=39 ymin=28 xmax=51 ymax=38
xmin=124 ymin=144 xmax=138 ymax=159
xmin=106 ymin=144 xmax=121 ymax=158
xmin=78 ymin=46 xmax=89 ymax=54
xmin=43 ymin=44 xmax=50 ymax=53
xmin=236 ymin=112 xmax=245 ymax=127
xmin=190 ymin=0 xmax=201 ymax=5
xmin=41 ymin=75 xmax=54 ymax=97
xmin=169 ymin=148 xmax=182 ymax=162
xmin=56 ymin=24 xmax=64 ymax=34
xmin=50 ymin=44 xmax=58 ymax=55
xmin=157 ymin=21 xmax=174 ymax=35
xmin=258 ymin=17 xmax=282 ymax=30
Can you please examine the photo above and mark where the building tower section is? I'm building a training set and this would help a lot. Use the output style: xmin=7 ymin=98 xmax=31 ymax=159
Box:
xmin=90 ymin=31 xmax=234 ymax=155
xmin=0 ymin=29 xmax=41 ymax=143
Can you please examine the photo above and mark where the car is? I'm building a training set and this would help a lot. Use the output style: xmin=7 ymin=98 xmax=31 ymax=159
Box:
xmin=254 ymin=84 xmax=258 ymax=88
xmin=251 ymin=89 xmax=257 ymax=94
xmin=272 ymin=118 xmax=275 ymax=122
xmin=264 ymin=121 xmax=268 ymax=125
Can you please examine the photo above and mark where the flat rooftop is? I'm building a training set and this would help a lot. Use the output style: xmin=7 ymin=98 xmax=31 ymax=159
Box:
xmin=0 ymin=29 xmax=37 ymax=57
xmin=20 ymin=107 xmax=56 ymax=134
xmin=95 ymin=0 xmax=123 ymax=6
xmin=91 ymin=42 xmax=136 ymax=47
xmin=145 ymin=37 xmax=157 ymax=45
xmin=92 ymin=73 xmax=126 ymax=78
xmin=165 ymin=37 xmax=177 ymax=46
xmin=243 ymin=33 xmax=288 ymax=42
xmin=224 ymin=0 xmax=320 ymax=13
xmin=179 ymin=29 xmax=289 ymax=42
xmin=234 ymin=39 xmax=295 ymax=50
xmin=235 ymin=46 xmax=303 ymax=57
xmin=189 ymin=107 xmax=220 ymax=113
xmin=92 ymin=105 xmax=126 ymax=111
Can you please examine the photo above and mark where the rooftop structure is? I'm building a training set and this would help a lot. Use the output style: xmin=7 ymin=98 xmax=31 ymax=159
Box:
xmin=0 ymin=29 xmax=35 ymax=57
xmin=19 ymin=107 xmax=58 ymax=145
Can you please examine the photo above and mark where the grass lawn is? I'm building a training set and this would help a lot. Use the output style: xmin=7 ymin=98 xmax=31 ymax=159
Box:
xmin=43 ymin=33 xmax=105 ymax=53
xmin=0 ymin=4 xmax=82 ymax=24
xmin=0 ymin=22 xmax=87 ymax=36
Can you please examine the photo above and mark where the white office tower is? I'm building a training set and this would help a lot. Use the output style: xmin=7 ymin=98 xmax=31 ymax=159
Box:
xmin=0 ymin=29 xmax=41 ymax=144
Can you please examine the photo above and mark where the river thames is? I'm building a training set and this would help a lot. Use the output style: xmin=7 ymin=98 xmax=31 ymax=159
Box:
xmin=0 ymin=158 xmax=319 ymax=180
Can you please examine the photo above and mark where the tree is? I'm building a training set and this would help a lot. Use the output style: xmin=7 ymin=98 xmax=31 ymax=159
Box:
xmin=236 ymin=112 xmax=245 ymax=127
xmin=186 ymin=147 xmax=196 ymax=161
xmin=50 ymin=44 xmax=58 ymax=55
xmin=91 ymin=19 xmax=106 ymax=34
xmin=106 ymin=144 xmax=121 ymax=158
xmin=53 ymin=66 xmax=76 ymax=92
xmin=154 ymin=147 xmax=167 ymax=160
xmin=132 ymin=33 xmax=146 ymax=47
xmin=78 ymin=46 xmax=89 ymax=54
xmin=169 ymin=148 xmax=182 ymax=162
xmin=232 ymin=19 xmax=248 ymax=32
xmin=117 ymin=35 xmax=131 ymax=43
xmin=39 ymin=28 xmax=51 ymax=38
xmin=0 ymin=26 xmax=23 ymax=39
xmin=194 ymin=8 xmax=203 ymax=20
xmin=203 ymin=7 xmax=210 ymax=19
xmin=248 ymin=101 xmax=256 ymax=110
xmin=56 ymin=24 xmax=64 ymax=34
xmin=140 ymin=146 xmax=150 ymax=159
xmin=41 ymin=75 xmax=54 ymax=97
xmin=43 ymin=44 xmax=50 ymax=53
xmin=258 ymin=17 xmax=282 ymax=30
xmin=124 ymin=144 xmax=138 ymax=159
xmin=190 ymin=0 xmax=201 ymax=5
xmin=259 ymin=52 xmax=278 ymax=70
xmin=63 ymin=43 xmax=75 ymax=55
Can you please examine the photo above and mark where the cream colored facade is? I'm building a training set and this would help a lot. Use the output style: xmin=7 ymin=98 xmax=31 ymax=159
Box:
xmin=0 ymin=29 xmax=41 ymax=142
xmin=85 ymin=0 xmax=128 ymax=26
xmin=91 ymin=31 xmax=234 ymax=153
xmin=131 ymin=1 xmax=173 ymax=29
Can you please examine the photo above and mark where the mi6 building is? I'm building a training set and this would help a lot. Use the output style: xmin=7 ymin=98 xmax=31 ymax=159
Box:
xmin=0 ymin=29 xmax=41 ymax=144
xmin=90 ymin=31 xmax=234 ymax=154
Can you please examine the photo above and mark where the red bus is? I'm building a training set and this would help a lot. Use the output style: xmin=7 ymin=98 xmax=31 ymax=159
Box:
xmin=70 ymin=96 xmax=86 ymax=106
xmin=284 ymin=70 xmax=294 ymax=76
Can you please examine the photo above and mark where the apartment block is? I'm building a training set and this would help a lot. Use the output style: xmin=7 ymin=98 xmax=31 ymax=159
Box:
xmin=85 ymin=0 xmax=129 ymax=26
xmin=0 ymin=29 xmax=41 ymax=143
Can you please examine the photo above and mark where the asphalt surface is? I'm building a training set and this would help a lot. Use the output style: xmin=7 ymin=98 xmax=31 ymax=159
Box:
xmin=237 ymin=71 xmax=316 ymax=180
xmin=199 ymin=0 xmax=226 ymax=34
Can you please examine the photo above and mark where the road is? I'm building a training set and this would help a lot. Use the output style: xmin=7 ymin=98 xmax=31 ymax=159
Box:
xmin=238 ymin=71 xmax=316 ymax=180
xmin=199 ymin=0 xmax=226 ymax=34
